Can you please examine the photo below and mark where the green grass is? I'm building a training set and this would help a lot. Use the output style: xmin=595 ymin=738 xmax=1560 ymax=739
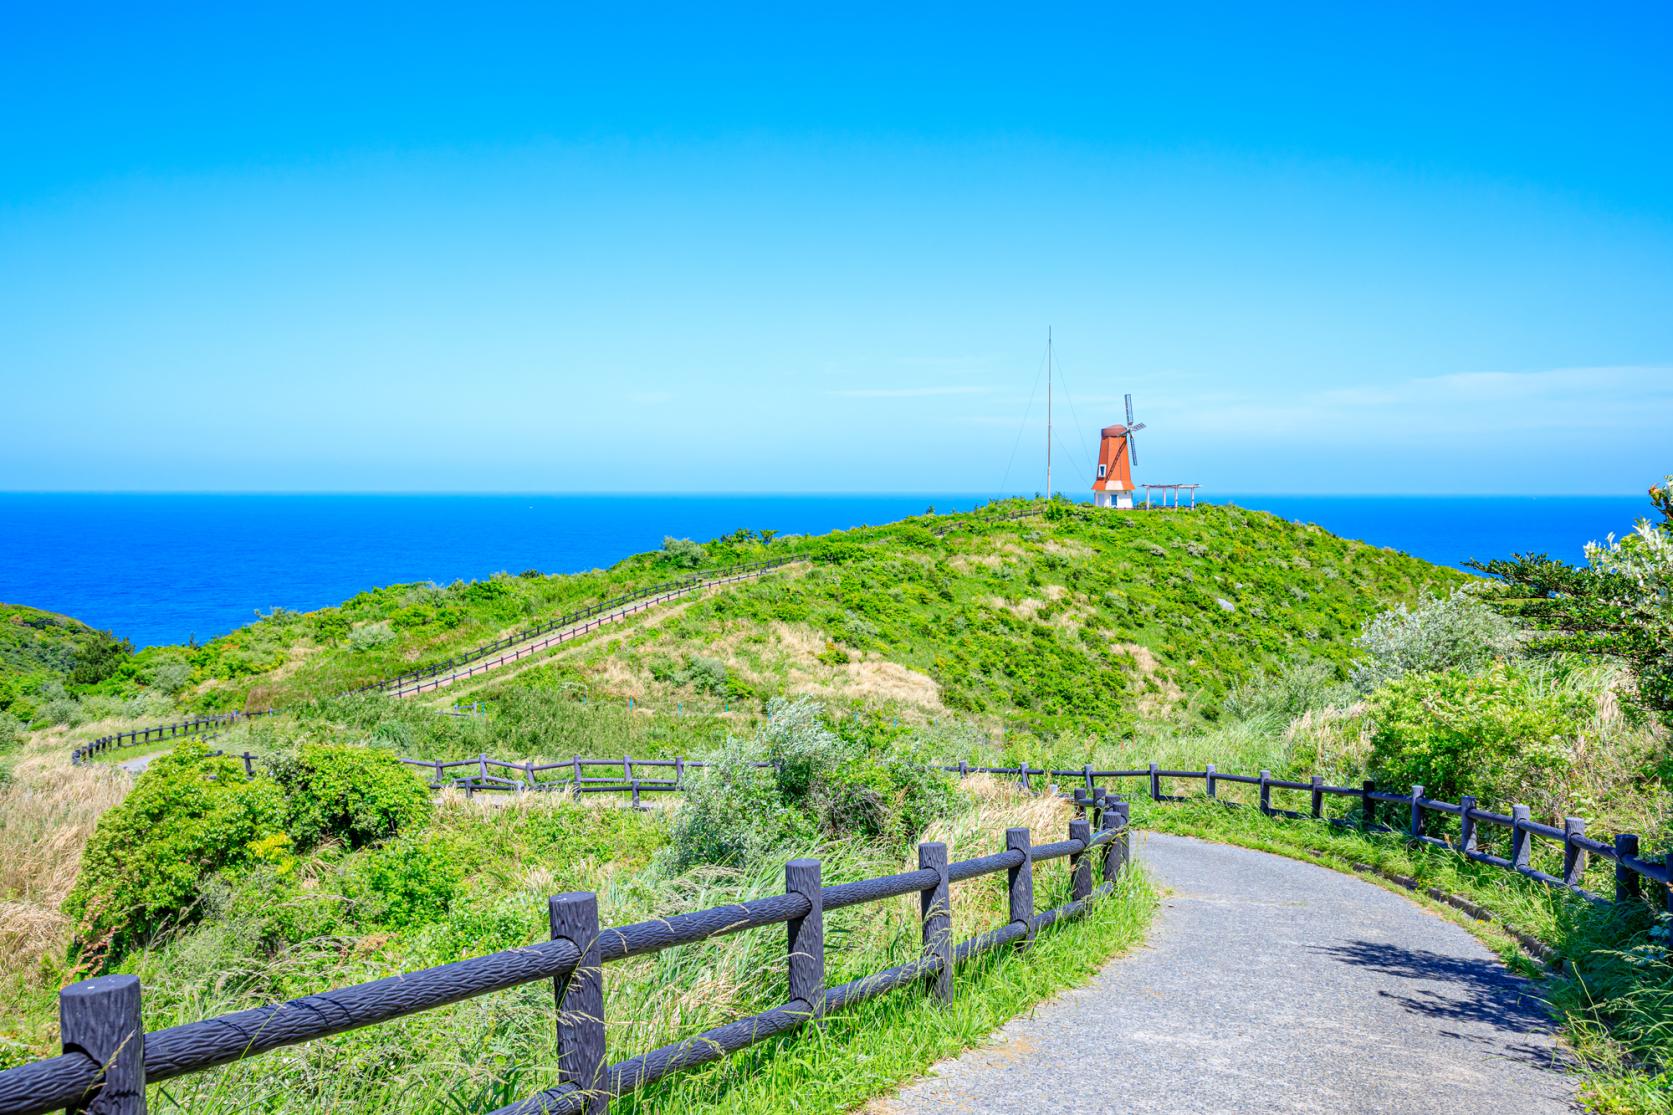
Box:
xmin=27 ymin=499 xmax=1460 ymax=747
xmin=1128 ymin=796 xmax=1673 ymax=1114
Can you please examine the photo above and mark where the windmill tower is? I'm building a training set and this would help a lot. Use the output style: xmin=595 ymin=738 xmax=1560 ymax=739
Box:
xmin=1091 ymin=394 xmax=1145 ymax=509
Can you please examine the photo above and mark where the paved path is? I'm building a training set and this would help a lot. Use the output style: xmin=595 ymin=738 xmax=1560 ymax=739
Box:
xmin=878 ymin=833 xmax=1576 ymax=1115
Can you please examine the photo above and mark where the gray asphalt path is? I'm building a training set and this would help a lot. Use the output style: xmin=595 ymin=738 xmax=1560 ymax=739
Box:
xmin=876 ymin=832 xmax=1576 ymax=1115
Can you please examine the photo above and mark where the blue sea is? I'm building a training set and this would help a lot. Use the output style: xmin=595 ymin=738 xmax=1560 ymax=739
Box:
xmin=0 ymin=493 xmax=1651 ymax=648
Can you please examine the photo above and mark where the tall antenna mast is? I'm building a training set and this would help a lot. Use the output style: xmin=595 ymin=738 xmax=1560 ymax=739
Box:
xmin=1046 ymin=327 xmax=1053 ymax=498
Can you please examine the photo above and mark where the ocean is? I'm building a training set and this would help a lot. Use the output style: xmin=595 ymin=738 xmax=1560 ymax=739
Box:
xmin=0 ymin=492 xmax=1650 ymax=648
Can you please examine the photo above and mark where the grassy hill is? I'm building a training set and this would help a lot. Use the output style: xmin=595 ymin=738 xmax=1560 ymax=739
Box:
xmin=0 ymin=604 xmax=132 ymax=731
xmin=31 ymin=500 xmax=1459 ymax=747
xmin=9 ymin=497 xmax=1671 ymax=1112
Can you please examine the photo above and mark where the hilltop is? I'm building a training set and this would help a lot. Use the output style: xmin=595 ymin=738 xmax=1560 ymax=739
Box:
xmin=19 ymin=500 xmax=1460 ymax=750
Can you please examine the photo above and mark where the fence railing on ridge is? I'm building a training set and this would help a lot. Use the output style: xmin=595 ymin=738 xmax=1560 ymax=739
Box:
xmin=68 ymin=558 xmax=797 ymax=765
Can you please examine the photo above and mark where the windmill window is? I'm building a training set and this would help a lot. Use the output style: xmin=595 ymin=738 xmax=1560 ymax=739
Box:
xmin=1098 ymin=464 xmax=1107 ymax=478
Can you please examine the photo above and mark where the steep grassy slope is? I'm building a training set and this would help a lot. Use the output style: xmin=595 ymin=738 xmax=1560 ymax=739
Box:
xmin=0 ymin=604 xmax=132 ymax=727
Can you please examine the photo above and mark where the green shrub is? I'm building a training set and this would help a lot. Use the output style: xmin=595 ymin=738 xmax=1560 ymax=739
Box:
xmin=662 ymin=536 xmax=706 ymax=569
xmin=270 ymin=743 xmax=432 ymax=850
xmin=148 ymin=660 xmax=192 ymax=695
xmin=1351 ymin=588 xmax=1518 ymax=693
xmin=1365 ymin=662 xmax=1589 ymax=810
xmin=354 ymin=831 xmax=466 ymax=929
xmin=65 ymin=741 xmax=288 ymax=967
xmin=347 ymin=620 xmax=397 ymax=651
xmin=669 ymin=698 xmax=958 ymax=869
xmin=1223 ymin=659 xmax=1349 ymax=724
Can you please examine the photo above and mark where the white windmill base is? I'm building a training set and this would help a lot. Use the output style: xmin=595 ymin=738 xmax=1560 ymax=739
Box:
xmin=1093 ymin=490 xmax=1135 ymax=510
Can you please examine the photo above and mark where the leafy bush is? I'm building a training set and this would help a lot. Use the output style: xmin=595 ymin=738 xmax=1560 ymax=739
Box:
xmin=65 ymin=741 xmax=288 ymax=967
xmin=148 ymin=660 xmax=192 ymax=695
xmin=352 ymin=830 xmax=466 ymax=929
xmin=269 ymin=743 xmax=432 ymax=850
xmin=347 ymin=621 xmax=397 ymax=651
xmin=669 ymin=698 xmax=959 ymax=869
xmin=662 ymin=536 xmax=706 ymax=569
xmin=1365 ymin=662 xmax=1589 ymax=810
xmin=1472 ymin=475 xmax=1673 ymax=728
xmin=1350 ymin=588 xmax=1518 ymax=693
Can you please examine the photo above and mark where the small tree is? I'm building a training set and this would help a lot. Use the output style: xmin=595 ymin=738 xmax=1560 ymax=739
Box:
xmin=1469 ymin=475 xmax=1673 ymax=727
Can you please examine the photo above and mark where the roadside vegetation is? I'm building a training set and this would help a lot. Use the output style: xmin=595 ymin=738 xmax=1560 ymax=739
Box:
xmin=1 ymin=485 xmax=1667 ymax=1110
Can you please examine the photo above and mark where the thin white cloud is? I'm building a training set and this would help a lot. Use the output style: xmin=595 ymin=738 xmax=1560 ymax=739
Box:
xmin=1170 ymin=365 xmax=1673 ymax=441
xmin=829 ymin=385 xmax=994 ymax=398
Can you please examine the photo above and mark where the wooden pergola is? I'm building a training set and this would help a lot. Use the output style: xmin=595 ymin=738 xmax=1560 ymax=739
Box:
xmin=1142 ymin=483 xmax=1199 ymax=510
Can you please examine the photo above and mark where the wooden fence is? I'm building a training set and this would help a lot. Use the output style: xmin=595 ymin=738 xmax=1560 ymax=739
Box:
xmin=0 ymin=795 xmax=1134 ymax=1115
xmin=67 ymin=559 xmax=794 ymax=766
xmin=383 ymin=752 xmax=1673 ymax=910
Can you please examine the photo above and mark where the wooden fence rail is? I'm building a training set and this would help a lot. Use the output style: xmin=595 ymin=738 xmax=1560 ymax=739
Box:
xmin=0 ymin=798 xmax=1134 ymax=1115
xmin=377 ymin=752 xmax=1673 ymax=911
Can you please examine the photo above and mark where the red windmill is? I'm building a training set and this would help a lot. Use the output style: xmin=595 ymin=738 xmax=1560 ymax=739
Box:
xmin=1092 ymin=394 xmax=1144 ymax=509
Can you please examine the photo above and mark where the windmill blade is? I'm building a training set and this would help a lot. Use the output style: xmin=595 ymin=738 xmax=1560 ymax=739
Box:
xmin=1125 ymin=393 xmax=1134 ymax=425
xmin=1128 ymin=422 xmax=1146 ymax=433
xmin=1125 ymin=430 xmax=1139 ymax=467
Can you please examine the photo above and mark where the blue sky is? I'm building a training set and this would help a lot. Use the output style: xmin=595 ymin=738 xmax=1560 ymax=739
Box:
xmin=3 ymin=3 xmax=1670 ymax=494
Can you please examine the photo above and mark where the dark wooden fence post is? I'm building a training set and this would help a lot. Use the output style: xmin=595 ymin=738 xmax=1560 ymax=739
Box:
xmin=1562 ymin=817 xmax=1587 ymax=889
xmin=1664 ymin=852 xmax=1673 ymax=916
xmin=786 ymin=859 xmax=825 ymax=1022
xmin=918 ymin=842 xmax=952 ymax=1003
xmin=1104 ymin=802 xmax=1130 ymax=883
xmin=1071 ymin=788 xmax=1088 ymax=818
xmin=1409 ymin=785 xmax=1424 ymax=840
xmin=1082 ymin=764 xmax=1094 ymax=794
xmin=242 ymin=752 xmax=254 ymax=778
xmin=1615 ymin=834 xmax=1641 ymax=902
xmin=61 ymin=974 xmax=145 ymax=1114
xmin=550 ymin=893 xmax=605 ymax=1114
xmin=1459 ymin=795 xmax=1477 ymax=855
xmin=1007 ymin=827 xmax=1034 ymax=948
xmin=1258 ymin=770 xmax=1272 ymax=816
xmin=1089 ymin=788 xmax=1106 ymax=830
xmin=1148 ymin=763 xmax=1160 ymax=802
xmin=1069 ymin=819 xmax=1093 ymax=901
xmin=1510 ymin=805 xmax=1531 ymax=872
xmin=1310 ymin=775 xmax=1323 ymax=819
xmin=1204 ymin=762 xmax=1216 ymax=799
xmin=1361 ymin=779 xmax=1376 ymax=831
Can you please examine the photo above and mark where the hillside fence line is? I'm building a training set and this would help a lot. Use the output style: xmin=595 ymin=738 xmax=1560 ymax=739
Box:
xmin=68 ymin=559 xmax=796 ymax=766
xmin=377 ymin=752 xmax=1673 ymax=910
xmin=0 ymin=790 xmax=1136 ymax=1115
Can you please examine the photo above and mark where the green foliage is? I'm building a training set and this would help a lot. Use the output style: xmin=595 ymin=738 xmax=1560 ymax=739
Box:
xmin=1365 ymin=662 xmax=1589 ymax=808
xmin=1224 ymin=659 xmax=1350 ymax=724
xmin=1470 ymin=475 xmax=1673 ymax=728
xmin=662 ymin=536 xmax=707 ymax=568
xmin=669 ymin=698 xmax=959 ymax=869
xmin=1350 ymin=587 xmax=1519 ymax=693
xmin=352 ymin=830 xmax=466 ymax=929
xmin=269 ymin=743 xmax=432 ymax=851
xmin=64 ymin=741 xmax=288 ymax=967
xmin=346 ymin=620 xmax=397 ymax=651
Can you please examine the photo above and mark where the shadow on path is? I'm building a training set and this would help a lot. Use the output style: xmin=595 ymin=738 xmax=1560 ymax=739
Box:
xmin=1309 ymin=939 xmax=1571 ymax=1071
